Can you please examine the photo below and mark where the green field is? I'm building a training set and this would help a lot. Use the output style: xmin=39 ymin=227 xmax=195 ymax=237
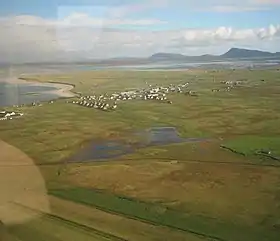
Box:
xmin=222 ymin=136 xmax=280 ymax=156
xmin=1 ymin=68 xmax=280 ymax=240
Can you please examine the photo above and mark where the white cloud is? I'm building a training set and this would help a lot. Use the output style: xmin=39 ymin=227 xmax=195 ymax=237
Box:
xmin=4 ymin=13 xmax=166 ymax=27
xmin=107 ymin=0 xmax=170 ymax=18
xmin=170 ymin=26 xmax=280 ymax=51
xmin=0 ymin=14 xmax=279 ymax=63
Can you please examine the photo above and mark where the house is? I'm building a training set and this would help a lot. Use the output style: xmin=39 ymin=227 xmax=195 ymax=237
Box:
xmin=0 ymin=110 xmax=24 ymax=120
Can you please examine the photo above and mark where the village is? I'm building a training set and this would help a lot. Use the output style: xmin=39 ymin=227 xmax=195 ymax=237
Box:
xmin=70 ymin=82 xmax=190 ymax=111
xmin=70 ymin=79 xmax=244 ymax=111
xmin=0 ymin=78 xmax=245 ymax=120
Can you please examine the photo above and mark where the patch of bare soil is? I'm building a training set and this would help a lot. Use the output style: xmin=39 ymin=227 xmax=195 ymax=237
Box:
xmin=0 ymin=140 xmax=50 ymax=225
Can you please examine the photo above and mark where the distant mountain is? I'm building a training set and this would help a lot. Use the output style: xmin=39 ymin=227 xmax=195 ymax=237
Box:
xmin=148 ymin=53 xmax=221 ymax=62
xmin=82 ymin=48 xmax=280 ymax=66
xmin=94 ymin=57 xmax=149 ymax=66
xmin=148 ymin=48 xmax=280 ymax=62
xmin=3 ymin=48 xmax=279 ymax=65
xmin=149 ymin=53 xmax=187 ymax=60
xmin=221 ymin=48 xmax=280 ymax=59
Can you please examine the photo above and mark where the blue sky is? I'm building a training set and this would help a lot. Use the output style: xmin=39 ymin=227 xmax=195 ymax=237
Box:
xmin=0 ymin=0 xmax=280 ymax=61
xmin=1 ymin=0 xmax=130 ymax=18
xmin=1 ymin=0 xmax=280 ymax=29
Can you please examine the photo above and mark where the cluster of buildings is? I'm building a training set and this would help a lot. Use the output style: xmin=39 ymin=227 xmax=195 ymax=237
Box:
xmin=71 ymin=82 xmax=192 ymax=111
xmin=0 ymin=110 xmax=23 ymax=121
xmin=0 ymin=101 xmax=54 ymax=121
xmin=72 ymin=95 xmax=118 ymax=111
xmin=212 ymin=80 xmax=243 ymax=92
xmin=11 ymin=100 xmax=54 ymax=109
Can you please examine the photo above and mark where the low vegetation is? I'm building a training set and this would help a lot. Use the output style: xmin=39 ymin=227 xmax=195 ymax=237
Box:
xmin=222 ymin=136 xmax=280 ymax=156
xmin=1 ymin=68 xmax=280 ymax=240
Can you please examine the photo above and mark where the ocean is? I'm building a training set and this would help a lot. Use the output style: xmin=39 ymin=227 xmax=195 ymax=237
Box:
xmin=0 ymin=82 xmax=59 ymax=107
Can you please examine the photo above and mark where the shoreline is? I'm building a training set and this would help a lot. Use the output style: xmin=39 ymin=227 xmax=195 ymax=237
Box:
xmin=0 ymin=76 xmax=76 ymax=98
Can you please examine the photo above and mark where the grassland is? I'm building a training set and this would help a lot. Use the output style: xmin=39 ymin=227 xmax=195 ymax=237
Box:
xmin=1 ymin=68 xmax=280 ymax=240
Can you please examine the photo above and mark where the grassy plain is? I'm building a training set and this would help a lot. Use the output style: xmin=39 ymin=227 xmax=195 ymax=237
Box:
xmin=1 ymin=68 xmax=280 ymax=240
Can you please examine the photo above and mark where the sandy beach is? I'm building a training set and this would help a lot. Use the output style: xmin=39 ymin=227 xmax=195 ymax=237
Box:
xmin=34 ymin=82 xmax=76 ymax=98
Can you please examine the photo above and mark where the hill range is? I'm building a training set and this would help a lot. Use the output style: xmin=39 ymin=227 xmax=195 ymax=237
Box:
xmin=3 ymin=48 xmax=280 ymax=66
xmin=93 ymin=48 xmax=280 ymax=66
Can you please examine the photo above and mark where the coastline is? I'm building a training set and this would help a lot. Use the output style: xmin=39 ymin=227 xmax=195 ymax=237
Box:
xmin=0 ymin=76 xmax=76 ymax=98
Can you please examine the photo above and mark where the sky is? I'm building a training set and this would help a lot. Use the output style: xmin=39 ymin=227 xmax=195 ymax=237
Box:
xmin=0 ymin=0 xmax=280 ymax=62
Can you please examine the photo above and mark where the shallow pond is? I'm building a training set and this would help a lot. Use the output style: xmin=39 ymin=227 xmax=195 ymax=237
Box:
xmin=66 ymin=127 xmax=209 ymax=162
xmin=146 ymin=127 xmax=206 ymax=145
xmin=66 ymin=141 xmax=134 ymax=162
